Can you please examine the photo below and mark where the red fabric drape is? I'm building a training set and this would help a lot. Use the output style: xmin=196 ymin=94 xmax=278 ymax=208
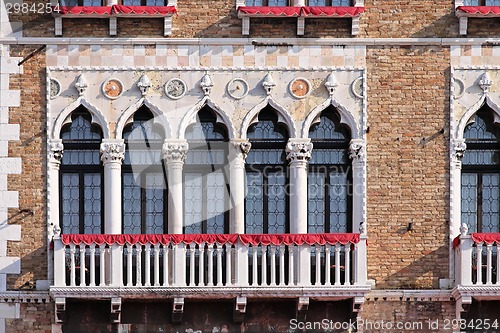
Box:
xmin=58 ymin=6 xmax=112 ymax=15
xmin=456 ymin=6 xmax=500 ymax=15
xmin=113 ymin=5 xmax=176 ymax=15
xmin=237 ymin=6 xmax=301 ymax=16
xmin=61 ymin=233 xmax=361 ymax=246
xmin=301 ymin=6 xmax=365 ymax=17
xmin=453 ymin=233 xmax=500 ymax=248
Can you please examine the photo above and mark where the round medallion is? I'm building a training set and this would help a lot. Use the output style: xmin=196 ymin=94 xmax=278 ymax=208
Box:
xmin=227 ymin=78 xmax=249 ymax=100
xmin=49 ymin=78 xmax=61 ymax=99
xmin=289 ymin=78 xmax=311 ymax=99
xmin=102 ymin=79 xmax=124 ymax=100
xmin=452 ymin=77 xmax=465 ymax=100
xmin=351 ymin=77 xmax=363 ymax=99
xmin=165 ymin=78 xmax=187 ymax=100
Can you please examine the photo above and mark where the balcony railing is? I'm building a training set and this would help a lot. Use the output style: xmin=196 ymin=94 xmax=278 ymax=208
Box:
xmin=52 ymin=233 xmax=367 ymax=288
xmin=454 ymin=230 xmax=500 ymax=286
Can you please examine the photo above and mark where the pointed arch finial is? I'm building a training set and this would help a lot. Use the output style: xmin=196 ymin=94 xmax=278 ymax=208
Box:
xmin=137 ymin=74 xmax=151 ymax=96
xmin=479 ymin=72 xmax=493 ymax=93
xmin=262 ymin=73 xmax=276 ymax=96
xmin=75 ymin=74 xmax=88 ymax=96
xmin=325 ymin=72 xmax=338 ymax=96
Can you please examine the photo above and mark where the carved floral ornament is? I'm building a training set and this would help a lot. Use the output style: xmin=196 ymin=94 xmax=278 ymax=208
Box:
xmin=348 ymin=139 xmax=365 ymax=161
xmin=49 ymin=140 xmax=64 ymax=164
xmin=452 ymin=139 xmax=467 ymax=161
xmin=479 ymin=72 xmax=493 ymax=94
xmin=286 ymin=141 xmax=313 ymax=162
xmin=100 ymin=142 xmax=125 ymax=163
xmin=162 ymin=141 xmax=189 ymax=162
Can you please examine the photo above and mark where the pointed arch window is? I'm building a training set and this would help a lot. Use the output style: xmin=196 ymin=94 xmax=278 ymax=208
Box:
xmin=122 ymin=106 xmax=167 ymax=234
xmin=245 ymin=106 xmax=289 ymax=234
xmin=307 ymin=108 xmax=352 ymax=233
xmin=60 ymin=107 xmax=104 ymax=234
xmin=184 ymin=106 xmax=230 ymax=234
xmin=462 ymin=106 xmax=500 ymax=233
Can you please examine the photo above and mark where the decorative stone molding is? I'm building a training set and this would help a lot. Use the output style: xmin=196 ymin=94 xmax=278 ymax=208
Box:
xmin=48 ymin=139 xmax=64 ymax=167
xmin=200 ymin=74 xmax=213 ymax=96
xmin=349 ymin=139 xmax=365 ymax=161
xmin=325 ymin=72 xmax=338 ymax=96
xmin=229 ymin=140 xmax=251 ymax=169
xmin=460 ymin=222 xmax=469 ymax=236
xmin=286 ymin=140 xmax=313 ymax=163
xmin=74 ymin=74 xmax=88 ymax=96
xmin=163 ymin=141 xmax=188 ymax=165
xmin=452 ymin=139 xmax=467 ymax=163
xmin=100 ymin=141 xmax=125 ymax=165
xmin=262 ymin=73 xmax=276 ymax=96
xmin=478 ymin=72 xmax=493 ymax=93
xmin=137 ymin=74 xmax=151 ymax=96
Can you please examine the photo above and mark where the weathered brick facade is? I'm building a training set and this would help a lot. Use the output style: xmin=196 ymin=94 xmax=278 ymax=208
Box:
xmin=2 ymin=0 xmax=500 ymax=332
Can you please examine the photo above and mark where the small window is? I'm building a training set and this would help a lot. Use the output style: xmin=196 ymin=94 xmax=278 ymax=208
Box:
xmin=60 ymin=107 xmax=104 ymax=234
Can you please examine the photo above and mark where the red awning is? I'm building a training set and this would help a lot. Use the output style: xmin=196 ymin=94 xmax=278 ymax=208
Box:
xmin=61 ymin=233 xmax=361 ymax=246
xmin=456 ymin=6 xmax=500 ymax=15
xmin=301 ymin=6 xmax=365 ymax=17
xmin=453 ymin=232 xmax=500 ymax=248
xmin=113 ymin=5 xmax=177 ymax=15
xmin=57 ymin=6 xmax=113 ymax=15
xmin=237 ymin=6 xmax=301 ymax=17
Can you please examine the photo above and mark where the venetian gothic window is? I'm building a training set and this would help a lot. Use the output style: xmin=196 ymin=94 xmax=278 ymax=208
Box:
xmin=308 ymin=107 xmax=352 ymax=233
xmin=245 ymin=106 xmax=289 ymax=234
xmin=122 ymin=106 xmax=167 ymax=234
xmin=462 ymin=106 xmax=500 ymax=233
xmin=184 ymin=106 xmax=230 ymax=234
xmin=60 ymin=107 xmax=104 ymax=234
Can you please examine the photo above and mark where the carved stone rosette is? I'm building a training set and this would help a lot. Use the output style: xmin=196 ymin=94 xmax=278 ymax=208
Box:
xmin=100 ymin=141 xmax=125 ymax=164
xmin=163 ymin=141 xmax=189 ymax=166
xmin=349 ymin=139 xmax=365 ymax=162
xmin=286 ymin=140 xmax=313 ymax=163
xmin=48 ymin=140 xmax=64 ymax=168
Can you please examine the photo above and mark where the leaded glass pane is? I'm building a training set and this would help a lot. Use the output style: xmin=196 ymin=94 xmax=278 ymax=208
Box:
xmin=62 ymin=173 xmax=80 ymax=234
xmin=246 ymin=149 xmax=286 ymax=165
xmin=267 ymin=171 xmax=287 ymax=234
xmin=83 ymin=173 xmax=102 ymax=234
xmin=206 ymin=172 xmax=226 ymax=234
xmin=486 ymin=0 xmax=500 ymax=5
xmin=309 ymin=113 xmax=349 ymax=140
xmin=308 ymin=172 xmax=325 ymax=233
xmin=185 ymin=147 xmax=226 ymax=165
xmin=332 ymin=0 xmax=350 ymax=5
xmin=184 ymin=173 xmax=203 ymax=234
xmin=145 ymin=173 xmax=165 ymax=234
xmin=310 ymin=148 xmax=347 ymax=164
xmin=463 ymin=0 xmax=479 ymax=4
xmin=462 ymin=149 xmax=500 ymax=166
xmin=309 ymin=0 xmax=327 ymax=5
xmin=123 ymin=173 xmax=142 ymax=234
xmin=62 ymin=150 xmax=101 ymax=165
xmin=246 ymin=0 xmax=264 ymax=4
xmin=464 ymin=110 xmax=500 ymax=143
xmin=247 ymin=120 xmax=287 ymax=141
xmin=268 ymin=0 xmax=287 ymax=5
xmin=461 ymin=173 xmax=478 ymax=233
xmin=329 ymin=172 xmax=348 ymax=233
xmin=482 ymin=173 xmax=500 ymax=233
xmin=60 ymin=0 xmax=79 ymax=6
xmin=246 ymin=172 xmax=264 ymax=234
xmin=61 ymin=112 xmax=102 ymax=141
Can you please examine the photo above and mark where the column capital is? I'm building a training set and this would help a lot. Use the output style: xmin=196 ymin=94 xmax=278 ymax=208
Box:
xmin=163 ymin=140 xmax=188 ymax=166
xmin=286 ymin=139 xmax=313 ymax=164
xmin=229 ymin=140 xmax=252 ymax=167
xmin=48 ymin=139 xmax=64 ymax=168
xmin=100 ymin=139 xmax=125 ymax=165
xmin=452 ymin=139 xmax=467 ymax=163
xmin=349 ymin=139 xmax=365 ymax=162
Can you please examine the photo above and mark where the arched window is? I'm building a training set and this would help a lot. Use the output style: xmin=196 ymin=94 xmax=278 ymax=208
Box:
xmin=245 ymin=106 xmax=289 ymax=234
xmin=308 ymin=108 xmax=352 ymax=233
xmin=184 ymin=106 xmax=229 ymax=234
xmin=60 ymin=107 xmax=103 ymax=234
xmin=122 ymin=106 xmax=167 ymax=234
xmin=462 ymin=106 xmax=500 ymax=233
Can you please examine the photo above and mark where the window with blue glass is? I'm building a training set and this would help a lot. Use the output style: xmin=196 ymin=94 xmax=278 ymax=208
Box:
xmin=184 ymin=106 xmax=230 ymax=234
xmin=245 ymin=106 xmax=289 ymax=234
xmin=462 ymin=106 xmax=500 ymax=233
xmin=245 ymin=0 xmax=351 ymax=5
xmin=60 ymin=107 xmax=104 ymax=234
xmin=463 ymin=0 xmax=500 ymax=5
xmin=307 ymin=107 xmax=352 ymax=233
xmin=60 ymin=0 xmax=104 ymax=6
xmin=122 ymin=106 xmax=167 ymax=234
xmin=60 ymin=0 xmax=167 ymax=5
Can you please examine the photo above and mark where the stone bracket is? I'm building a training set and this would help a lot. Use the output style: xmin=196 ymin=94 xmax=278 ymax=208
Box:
xmin=110 ymin=297 xmax=121 ymax=323
xmin=352 ymin=296 xmax=364 ymax=312
xmin=296 ymin=296 xmax=309 ymax=321
xmin=233 ymin=296 xmax=247 ymax=323
xmin=456 ymin=296 xmax=472 ymax=320
xmin=172 ymin=297 xmax=184 ymax=324
xmin=55 ymin=297 xmax=66 ymax=324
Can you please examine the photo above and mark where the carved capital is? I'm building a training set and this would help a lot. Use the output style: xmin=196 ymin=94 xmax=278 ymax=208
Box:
xmin=452 ymin=139 xmax=467 ymax=162
xmin=48 ymin=140 xmax=64 ymax=168
xmin=349 ymin=139 xmax=365 ymax=161
xmin=286 ymin=140 xmax=313 ymax=163
xmin=100 ymin=141 xmax=125 ymax=164
xmin=163 ymin=141 xmax=188 ymax=164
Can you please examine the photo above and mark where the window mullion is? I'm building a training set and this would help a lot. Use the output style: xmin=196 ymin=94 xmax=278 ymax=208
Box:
xmin=478 ymin=172 xmax=484 ymax=232
xmin=79 ymin=171 xmax=85 ymax=234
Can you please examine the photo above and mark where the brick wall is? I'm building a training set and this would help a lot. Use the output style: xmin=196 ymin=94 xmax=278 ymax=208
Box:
xmin=5 ymin=303 xmax=53 ymax=333
xmin=365 ymin=45 xmax=450 ymax=289
xmin=7 ymin=45 xmax=47 ymax=290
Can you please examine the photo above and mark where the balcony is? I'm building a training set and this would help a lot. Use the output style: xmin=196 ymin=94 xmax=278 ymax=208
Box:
xmin=51 ymin=233 xmax=369 ymax=299
xmin=453 ymin=228 xmax=500 ymax=315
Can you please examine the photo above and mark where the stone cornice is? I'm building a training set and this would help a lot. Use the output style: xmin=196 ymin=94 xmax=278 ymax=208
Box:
xmin=366 ymin=290 xmax=453 ymax=302
xmin=0 ymin=291 xmax=51 ymax=303
xmin=452 ymin=285 xmax=500 ymax=300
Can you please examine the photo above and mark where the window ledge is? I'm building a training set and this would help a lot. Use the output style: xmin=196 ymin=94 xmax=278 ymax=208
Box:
xmin=52 ymin=5 xmax=177 ymax=36
xmin=237 ymin=6 xmax=365 ymax=36
xmin=455 ymin=6 xmax=500 ymax=35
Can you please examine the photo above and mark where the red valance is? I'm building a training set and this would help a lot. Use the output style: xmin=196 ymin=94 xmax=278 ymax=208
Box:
xmin=61 ymin=233 xmax=361 ymax=246
xmin=237 ymin=6 xmax=364 ymax=17
xmin=453 ymin=233 xmax=500 ymax=248
xmin=301 ymin=6 xmax=365 ymax=17
xmin=113 ymin=5 xmax=176 ymax=15
xmin=237 ymin=6 xmax=301 ymax=17
xmin=456 ymin=6 xmax=500 ymax=15
xmin=56 ymin=5 xmax=176 ymax=16
xmin=57 ymin=6 xmax=112 ymax=15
